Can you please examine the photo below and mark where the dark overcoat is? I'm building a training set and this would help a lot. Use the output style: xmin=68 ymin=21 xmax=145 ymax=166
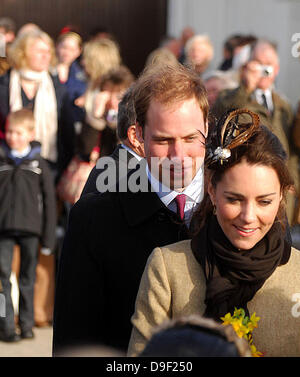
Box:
xmin=53 ymin=163 xmax=189 ymax=354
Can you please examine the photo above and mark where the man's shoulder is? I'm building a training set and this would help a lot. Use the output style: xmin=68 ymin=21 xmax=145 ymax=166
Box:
xmin=218 ymin=85 xmax=247 ymax=101
xmin=94 ymin=146 xmax=135 ymax=171
xmin=73 ymin=190 xmax=119 ymax=214
xmin=212 ymin=85 xmax=250 ymax=118
xmin=272 ymin=90 xmax=293 ymax=112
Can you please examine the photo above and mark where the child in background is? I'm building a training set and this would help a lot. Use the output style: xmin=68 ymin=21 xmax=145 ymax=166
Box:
xmin=0 ymin=108 xmax=56 ymax=342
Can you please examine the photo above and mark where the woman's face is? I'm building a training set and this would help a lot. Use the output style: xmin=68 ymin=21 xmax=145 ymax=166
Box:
xmin=26 ymin=38 xmax=52 ymax=72
xmin=56 ymin=36 xmax=81 ymax=65
xmin=208 ymin=159 xmax=282 ymax=250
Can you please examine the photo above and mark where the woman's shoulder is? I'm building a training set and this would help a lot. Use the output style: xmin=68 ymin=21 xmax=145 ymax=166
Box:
xmin=159 ymin=239 xmax=192 ymax=252
xmin=291 ymin=246 xmax=300 ymax=257
xmin=285 ymin=247 xmax=300 ymax=272
xmin=152 ymin=239 xmax=203 ymax=278
xmin=279 ymin=247 xmax=300 ymax=271
xmin=154 ymin=239 xmax=193 ymax=260
xmin=265 ymin=247 xmax=300 ymax=290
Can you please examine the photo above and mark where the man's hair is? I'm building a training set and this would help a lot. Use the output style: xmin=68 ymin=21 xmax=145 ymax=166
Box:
xmin=132 ymin=63 xmax=209 ymax=131
xmin=117 ymin=85 xmax=136 ymax=141
xmin=7 ymin=108 xmax=35 ymax=132
xmin=249 ymin=38 xmax=278 ymax=61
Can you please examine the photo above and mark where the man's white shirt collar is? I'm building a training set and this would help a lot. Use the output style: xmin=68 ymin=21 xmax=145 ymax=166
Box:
xmin=146 ymin=163 xmax=204 ymax=222
xmin=254 ymin=88 xmax=273 ymax=112
xmin=120 ymin=143 xmax=143 ymax=161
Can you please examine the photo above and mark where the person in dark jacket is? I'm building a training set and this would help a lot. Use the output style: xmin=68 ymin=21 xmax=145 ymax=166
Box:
xmin=55 ymin=31 xmax=87 ymax=171
xmin=53 ymin=64 xmax=208 ymax=355
xmin=0 ymin=109 xmax=56 ymax=342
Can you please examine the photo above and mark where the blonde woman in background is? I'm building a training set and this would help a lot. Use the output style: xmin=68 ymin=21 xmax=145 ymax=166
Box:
xmin=75 ymin=38 xmax=121 ymax=159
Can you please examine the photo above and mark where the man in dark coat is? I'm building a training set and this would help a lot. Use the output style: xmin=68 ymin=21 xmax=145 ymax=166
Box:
xmin=53 ymin=64 xmax=209 ymax=355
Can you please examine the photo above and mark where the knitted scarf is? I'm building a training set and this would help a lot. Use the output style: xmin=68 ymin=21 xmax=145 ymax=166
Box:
xmin=9 ymin=68 xmax=58 ymax=162
xmin=191 ymin=214 xmax=291 ymax=321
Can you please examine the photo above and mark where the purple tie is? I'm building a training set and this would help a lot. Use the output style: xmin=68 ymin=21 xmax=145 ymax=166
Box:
xmin=175 ymin=194 xmax=186 ymax=221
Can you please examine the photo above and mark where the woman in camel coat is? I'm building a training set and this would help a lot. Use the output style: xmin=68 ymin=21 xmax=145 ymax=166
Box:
xmin=128 ymin=110 xmax=300 ymax=357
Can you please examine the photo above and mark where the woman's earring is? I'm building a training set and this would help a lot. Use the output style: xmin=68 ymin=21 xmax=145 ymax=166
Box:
xmin=213 ymin=204 xmax=217 ymax=215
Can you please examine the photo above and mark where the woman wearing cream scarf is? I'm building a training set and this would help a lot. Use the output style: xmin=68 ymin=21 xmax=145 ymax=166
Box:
xmin=6 ymin=29 xmax=59 ymax=164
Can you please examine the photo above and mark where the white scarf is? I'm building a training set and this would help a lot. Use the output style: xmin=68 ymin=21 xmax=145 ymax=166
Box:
xmin=9 ymin=69 xmax=58 ymax=162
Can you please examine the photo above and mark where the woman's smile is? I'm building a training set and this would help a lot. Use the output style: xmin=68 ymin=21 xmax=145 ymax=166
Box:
xmin=233 ymin=225 xmax=258 ymax=237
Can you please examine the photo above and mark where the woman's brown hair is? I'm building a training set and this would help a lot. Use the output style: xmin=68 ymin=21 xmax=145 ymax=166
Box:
xmin=191 ymin=110 xmax=294 ymax=232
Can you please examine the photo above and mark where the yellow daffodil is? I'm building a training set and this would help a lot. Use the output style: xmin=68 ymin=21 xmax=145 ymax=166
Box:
xmin=250 ymin=344 xmax=263 ymax=357
xmin=231 ymin=318 xmax=249 ymax=338
xmin=220 ymin=312 xmax=232 ymax=325
xmin=221 ymin=307 xmax=262 ymax=357
xmin=250 ymin=312 xmax=260 ymax=328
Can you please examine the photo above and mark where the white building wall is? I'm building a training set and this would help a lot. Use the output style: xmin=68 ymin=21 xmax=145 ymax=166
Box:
xmin=167 ymin=0 xmax=300 ymax=109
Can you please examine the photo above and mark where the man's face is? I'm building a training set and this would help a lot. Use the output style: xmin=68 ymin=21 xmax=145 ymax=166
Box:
xmin=250 ymin=45 xmax=279 ymax=90
xmin=137 ymin=98 xmax=207 ymax=191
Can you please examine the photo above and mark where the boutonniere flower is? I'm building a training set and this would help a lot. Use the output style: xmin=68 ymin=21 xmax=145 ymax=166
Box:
xmin=221 ymin=308 xmax=263 ymax=357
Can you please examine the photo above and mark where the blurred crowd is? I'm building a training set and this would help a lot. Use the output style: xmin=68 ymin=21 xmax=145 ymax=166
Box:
xmin=0 ymin=15 xmax=300 ymax=344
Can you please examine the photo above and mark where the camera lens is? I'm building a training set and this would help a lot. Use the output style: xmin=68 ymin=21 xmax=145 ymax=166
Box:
xmin=261 ymin=65 xmax=273 ymax=77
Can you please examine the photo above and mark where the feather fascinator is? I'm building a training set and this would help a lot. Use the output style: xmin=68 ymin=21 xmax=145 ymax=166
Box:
xmin=206 ymin=109 xmax=260 ymax=167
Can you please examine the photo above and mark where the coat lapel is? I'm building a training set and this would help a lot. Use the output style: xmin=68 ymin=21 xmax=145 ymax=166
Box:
xmin=118 ymin=162 xmax=168 ymax=227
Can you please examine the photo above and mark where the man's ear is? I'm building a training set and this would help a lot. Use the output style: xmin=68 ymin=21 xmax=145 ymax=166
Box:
xmin=135 ymin=123 xmax=144 ymax=144
xmin=127 ymin=125 xmax=145 ymax=157
xmin=127 ymin=125 xmax=141 ymax=148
